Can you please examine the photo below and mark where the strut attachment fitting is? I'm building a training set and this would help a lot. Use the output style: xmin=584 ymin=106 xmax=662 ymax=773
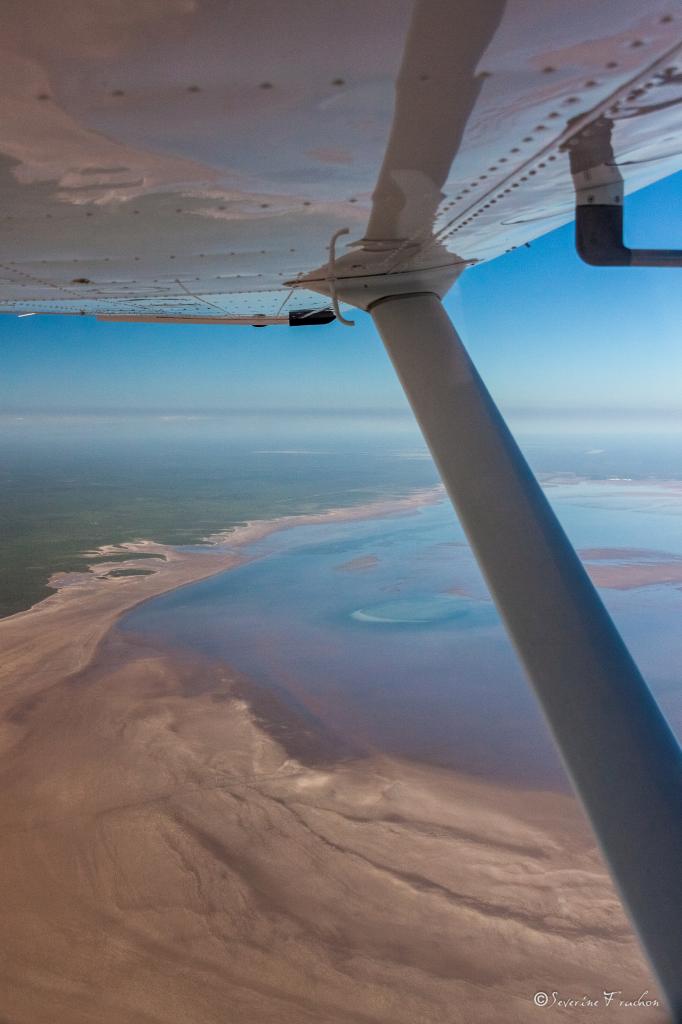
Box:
xmin=327 ymin=229 xmax=355 ymax=326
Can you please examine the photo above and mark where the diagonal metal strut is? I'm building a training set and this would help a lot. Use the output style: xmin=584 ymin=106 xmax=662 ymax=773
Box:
xmin=370 ymin=290 xmax=682 ymax=1018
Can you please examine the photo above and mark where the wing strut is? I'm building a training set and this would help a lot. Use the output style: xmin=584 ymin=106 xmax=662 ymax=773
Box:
xmin=370 ymin=290 xmax=682 ymax=1016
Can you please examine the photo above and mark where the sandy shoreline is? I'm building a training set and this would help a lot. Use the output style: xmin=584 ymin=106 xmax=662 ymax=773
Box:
xmin=2 ymin=484 xmax=445 ymax=626
xmin=0 ymin=486 xmax=444 ymax=748
xmin=0 ymin=481 xmax=665 ymax=1021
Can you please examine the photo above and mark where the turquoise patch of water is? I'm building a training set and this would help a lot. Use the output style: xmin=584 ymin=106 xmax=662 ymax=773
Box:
xmin=350 ymin=593 xmax=494 ymax=626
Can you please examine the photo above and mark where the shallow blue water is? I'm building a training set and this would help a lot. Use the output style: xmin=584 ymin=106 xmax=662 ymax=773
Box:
xmin=121 ymin=483 xmax=682 ymax=790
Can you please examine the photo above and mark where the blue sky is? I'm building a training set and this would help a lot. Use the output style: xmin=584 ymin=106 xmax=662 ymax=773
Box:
xmin=1 ymin=171 xmax=681 ymax=430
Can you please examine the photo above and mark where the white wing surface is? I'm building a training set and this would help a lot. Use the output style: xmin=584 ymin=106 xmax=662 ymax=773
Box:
xmin=0 ymin=1 xmax=679 ymax=320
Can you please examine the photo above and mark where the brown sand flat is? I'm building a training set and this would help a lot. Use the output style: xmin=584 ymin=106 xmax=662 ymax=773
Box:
xmin=586 ymin=562 xmax=682 ymax=589
xmin=0 ymin=492 xmax=665 ymax=1023
xmin=444 ymin=585 xmax=479 ymax=598
xmin=580 ymin=547 xmax=682 ymax=590
xmin=579 ymin=549 xmax=682 ymax=562
xmin=334 ymin=554 xmax=380 ymax=573
xmin=0 ymin=632 xmax=662 ymax=1023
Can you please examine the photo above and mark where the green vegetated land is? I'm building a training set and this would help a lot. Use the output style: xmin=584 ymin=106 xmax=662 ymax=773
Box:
xmin=0 ymin=429 xmax=438 ymax=618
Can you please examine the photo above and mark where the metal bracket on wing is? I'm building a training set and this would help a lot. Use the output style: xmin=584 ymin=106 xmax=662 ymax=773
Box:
xmin=327 ymin=229 xmax=355 ymax=327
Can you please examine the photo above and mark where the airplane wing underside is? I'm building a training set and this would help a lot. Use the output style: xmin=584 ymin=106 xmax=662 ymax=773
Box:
xmin=0 ymin=0 xmax=680 ymax=322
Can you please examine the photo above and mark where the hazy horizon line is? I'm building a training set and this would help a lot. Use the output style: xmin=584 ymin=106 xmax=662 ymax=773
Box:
xmin=4 ymin=405 xmax=682 ymax=421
